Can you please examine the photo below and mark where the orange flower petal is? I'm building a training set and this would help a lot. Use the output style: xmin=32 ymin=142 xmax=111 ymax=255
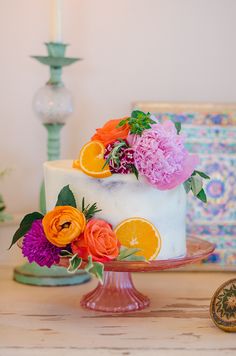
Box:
xmin=42 ymin=206 xmax=86 ymax=247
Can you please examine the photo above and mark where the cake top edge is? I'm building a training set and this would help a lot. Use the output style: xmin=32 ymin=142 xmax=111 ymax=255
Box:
xmin=44 ymin=160 xmax=147 ymax=184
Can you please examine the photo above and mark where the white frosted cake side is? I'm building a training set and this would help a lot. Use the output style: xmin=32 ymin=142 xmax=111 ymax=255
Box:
xmin=44 ymin=160 xmax=187 ymax=260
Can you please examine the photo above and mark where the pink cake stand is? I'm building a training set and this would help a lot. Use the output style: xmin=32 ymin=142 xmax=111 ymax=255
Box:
xmin=58 ymin=236 xmax=215 ymax=313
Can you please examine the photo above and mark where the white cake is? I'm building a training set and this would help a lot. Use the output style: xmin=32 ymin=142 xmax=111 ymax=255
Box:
xmin=44 ymin=160 xmax=187 ymax=260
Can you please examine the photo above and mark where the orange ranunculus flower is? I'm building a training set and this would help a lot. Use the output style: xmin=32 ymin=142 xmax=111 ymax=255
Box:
xmin=42 ymin=206 xmax=86 ymax=247
xmin=71 ymin=219 xmax=120 ymax=262
xmin=91 ymin=118 xmax=130 ymax=146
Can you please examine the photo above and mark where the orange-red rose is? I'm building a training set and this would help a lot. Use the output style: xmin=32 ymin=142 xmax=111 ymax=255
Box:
xmin=42 ymin=206 xmax=86 ymax=247
xmin=91 ymin=118 xmax=130 ymax=146
xmin=71 ymin=219 xmax=120 ymax=262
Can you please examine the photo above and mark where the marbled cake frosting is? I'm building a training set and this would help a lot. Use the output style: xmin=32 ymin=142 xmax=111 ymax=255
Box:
xmin=44 ymin=160 xmax=187 ymax=260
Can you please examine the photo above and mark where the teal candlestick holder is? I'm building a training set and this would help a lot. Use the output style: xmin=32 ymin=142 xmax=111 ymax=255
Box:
xmin=33 ymin=42 xmax=81 ymax=213
xmin=32 ymin=42 xmax=80 ymax=85
xmin=13 ymin=42 xmax=90 ymax=286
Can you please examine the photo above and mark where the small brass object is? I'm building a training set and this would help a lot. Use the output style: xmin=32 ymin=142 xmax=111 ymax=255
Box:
xmin=210 ymin=278 xmax=236 ymax=332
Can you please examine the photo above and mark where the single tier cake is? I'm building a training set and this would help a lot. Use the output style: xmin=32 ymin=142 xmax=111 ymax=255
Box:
xmin=11 ymin=110 xmax=209 ymax=279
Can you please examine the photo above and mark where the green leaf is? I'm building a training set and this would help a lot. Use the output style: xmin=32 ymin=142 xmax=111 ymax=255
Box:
xmin=183 ymin=172 xmax=209 ymax=203
xmin=102 ymin=152 xmax=112 ymax=170
xmin=130 ymin=127 xmax=137 ymax=135
xmin=56 ymin=185 xmax=77 ymax=208
xmin=196 ymin=188 xmax=207 ymax=203
xmin=117 ymin=119 xmax=129 ymax=127
xmin=84 ymin=255 xmax=94 ymax=272
xmin=117 ymin=246 xmax=141 ymax=261
xmin=67 ymin=254 xmax=82 ymax=273
xmin=190 ymin=176 xmax=203 ymax=196
xmin=131 ymin=110 xmax=145 ymax=119
xmin=124 ymin=254 xmax=146 ymax=261
xmin=60 ymin=250 xmax=73 ymax=257
xmin=131 ymin=165 xmax=139 ymax=180
xmin=193 ymin=170 xmax=210 ymax=180
xmin=9 ymin=212 xmax=43 ymax=249
xmin=174 ymin=122 xmax=182 ymax=134
xmin=89 ymin=262 xmax=104 ymax=284
xmin=82 ymin=197 xmax=85 ymax=211
xmin=183 ymin=179 xmax=191 ymax=193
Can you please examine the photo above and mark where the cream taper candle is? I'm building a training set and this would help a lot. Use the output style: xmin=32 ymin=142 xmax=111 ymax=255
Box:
xmin=51 ymin=0 xmax=62 ymax=43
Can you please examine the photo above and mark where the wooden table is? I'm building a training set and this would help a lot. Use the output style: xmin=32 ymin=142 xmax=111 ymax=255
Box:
xmin=0 ymin=266 xmax=235 ymax=356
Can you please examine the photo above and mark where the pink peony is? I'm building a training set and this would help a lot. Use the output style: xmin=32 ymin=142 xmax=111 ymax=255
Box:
xmin=131 ymin=120 xmax=199 ymax=190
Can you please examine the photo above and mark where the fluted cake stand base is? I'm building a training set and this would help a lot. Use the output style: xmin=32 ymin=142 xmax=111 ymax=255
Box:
xmin=81 ymin=271 xmax=149 ymax=312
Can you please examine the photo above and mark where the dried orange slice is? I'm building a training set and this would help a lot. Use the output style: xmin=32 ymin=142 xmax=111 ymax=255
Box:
xmin=114 ymin=218 xmax=161 ymax=261
xmin=79 ymin=140 xmax=112 ymax=178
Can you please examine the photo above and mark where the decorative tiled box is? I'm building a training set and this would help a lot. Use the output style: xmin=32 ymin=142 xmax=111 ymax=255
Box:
xmin=134 ymin=102 xmax=236 ymax=271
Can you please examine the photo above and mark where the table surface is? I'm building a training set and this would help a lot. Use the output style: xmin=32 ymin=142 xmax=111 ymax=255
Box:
xmin=0 ymin=266 xmax=235 ymax=356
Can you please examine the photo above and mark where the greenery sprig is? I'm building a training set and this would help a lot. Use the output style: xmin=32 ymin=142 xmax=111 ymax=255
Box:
xmin=174 ymin=122 xmax=182 ymax=134
xmin=81 ymin=197 xmax=102 ymax=220
xmin=60 ymin=246 xmax=148 ymax=281
xmin=117 ymin=246 xmax=147 ymax=261
xmin=60 ymin=252 xmax=104 ymax=283
xmin=183 ymin=170 xmax=210 ymax=203
xmin=117 ymin=110 xmax=156 ymax=136
xmin=102 ymin=139 xmax=127 ymax=170
xmin=102 ymin=139 xmax=139 ymax=180
xmin=131 ymin=165 xmax=139 ymax=180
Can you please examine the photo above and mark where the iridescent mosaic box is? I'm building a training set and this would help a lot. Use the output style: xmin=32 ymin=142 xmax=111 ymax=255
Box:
xmin=134 ymin=102 xmax=236 ymax=271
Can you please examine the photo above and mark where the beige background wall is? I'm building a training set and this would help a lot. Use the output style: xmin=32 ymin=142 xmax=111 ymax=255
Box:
xmin=0 ymin=0 xmax=235 ymax=213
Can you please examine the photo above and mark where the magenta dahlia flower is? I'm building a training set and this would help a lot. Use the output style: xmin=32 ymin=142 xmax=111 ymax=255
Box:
xmin=131 ymin=120 xmax=199 ymax=190
xmin=22 ymin=220 xmax=61 ymax=267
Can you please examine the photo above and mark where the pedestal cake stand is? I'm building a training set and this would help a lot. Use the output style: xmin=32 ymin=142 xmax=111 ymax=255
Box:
xmin=59 ymin=236 xmax=215 ymax=313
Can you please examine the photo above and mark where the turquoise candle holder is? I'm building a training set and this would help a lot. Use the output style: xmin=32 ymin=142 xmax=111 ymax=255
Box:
xmin=13 ymin=43 xmax=90 ymax=286
xmin=32 ymin=42 xmax=80 ymax=85
xmin=33 ymin=42 xmax=81 ymax=213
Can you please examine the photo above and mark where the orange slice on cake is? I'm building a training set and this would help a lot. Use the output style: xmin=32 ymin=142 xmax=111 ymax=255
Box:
xmin=114 ymin=218 xmax=161 ymax=261
xmin=72 ymin=159 xmax=80 ymax=169
xmin=78 ymin=140 xmax=112 ymax=178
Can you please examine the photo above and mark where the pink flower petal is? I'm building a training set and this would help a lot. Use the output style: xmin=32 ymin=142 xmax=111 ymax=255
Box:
xmin=151 ymin=154 xmax=199 ymax=190
xmin=131 ymin=120 xmax=200 ymax=190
